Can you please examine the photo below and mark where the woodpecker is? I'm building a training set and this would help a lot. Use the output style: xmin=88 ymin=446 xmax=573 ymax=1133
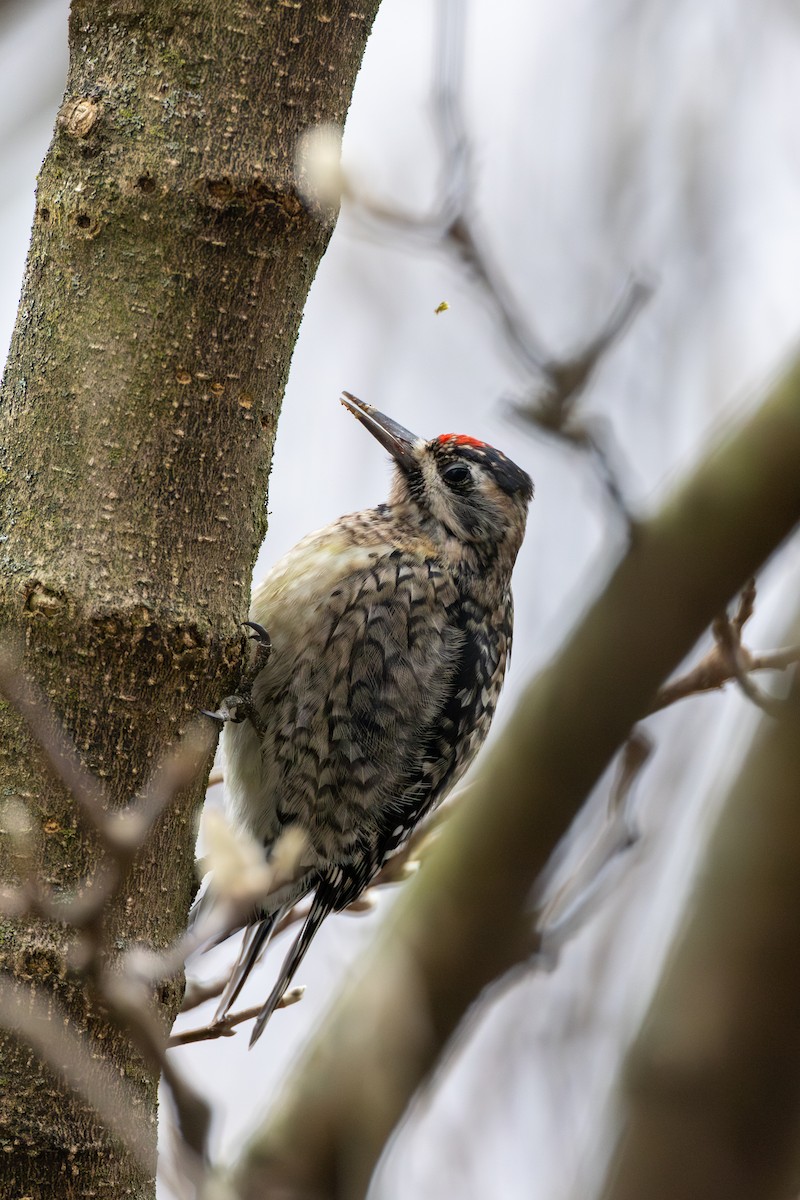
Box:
xmin=211 ymin=393 xmax=533 ymax=1046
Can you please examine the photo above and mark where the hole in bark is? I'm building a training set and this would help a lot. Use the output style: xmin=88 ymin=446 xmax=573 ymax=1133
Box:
xmin=76 ymin=213 xmax=91 ymax=229
xmin=136 ymin=174 xmax=156 ymax=194
xmin=206 ymin=177 xmax=233 ymax=203
xmin=39 ymin=207 xmax=50 ymax=222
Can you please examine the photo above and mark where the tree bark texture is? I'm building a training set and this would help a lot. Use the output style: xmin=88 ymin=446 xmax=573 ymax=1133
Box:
xmin=0 ymin=2 xmax=379 ymax=1197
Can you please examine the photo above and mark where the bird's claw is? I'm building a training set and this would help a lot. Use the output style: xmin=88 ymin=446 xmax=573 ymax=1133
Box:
xmin=201 ymin=695 xmax=248 ymax=724
xmin=200 ymin=694 xmax=267 ymax=739
xmin=242 ymin=621 xmax=271 ymax=675
xmin=200 ymin=624 xmax=271 ymax=737
xmin=243 ymin=620 xmax=270 ymax=645
xmin=200 ymin=707 xmax=226 ymax=724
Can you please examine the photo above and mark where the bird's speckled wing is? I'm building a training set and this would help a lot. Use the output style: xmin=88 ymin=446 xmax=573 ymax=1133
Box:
xmin=223 ymin=528 xmax=468 ymax=870
xmin=331 ymin=590 xmax=513 ymax=910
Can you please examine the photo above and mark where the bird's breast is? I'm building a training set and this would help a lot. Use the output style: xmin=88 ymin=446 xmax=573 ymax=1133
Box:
xmin=253 ymin=524 xmax=427 ymax=614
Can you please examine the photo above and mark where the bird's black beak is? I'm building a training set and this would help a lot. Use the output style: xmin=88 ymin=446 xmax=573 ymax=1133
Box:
xmin=340 ymin=392 xmax=419 ymax=472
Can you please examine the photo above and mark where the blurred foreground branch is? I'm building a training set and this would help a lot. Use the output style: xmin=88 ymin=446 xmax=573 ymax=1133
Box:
xmin=229 ymin=358 xmax=800 ymax=1198
xmin=186 ymin=574 xmax=798 ymax=1047
xmin=601 ymin=635 xmax=800 ymax=1200
xmin=0 ymin=655 xmax=217 ymax=1182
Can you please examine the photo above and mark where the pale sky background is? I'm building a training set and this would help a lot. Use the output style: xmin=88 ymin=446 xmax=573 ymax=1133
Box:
xmin=3 ymin=2 xmax=800 ymax=1197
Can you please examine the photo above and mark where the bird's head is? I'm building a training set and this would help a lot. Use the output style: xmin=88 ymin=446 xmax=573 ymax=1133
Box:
xmin=340 ymin=392 xmax=533 ymax=580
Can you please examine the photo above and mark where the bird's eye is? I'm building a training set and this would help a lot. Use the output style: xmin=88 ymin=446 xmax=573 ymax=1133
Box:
xmin=442 ymin=463 xmax=470 ymax=487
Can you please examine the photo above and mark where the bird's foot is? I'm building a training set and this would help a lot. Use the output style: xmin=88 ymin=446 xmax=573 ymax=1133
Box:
xmin=201 ymin=692 xmax=267 ymax=739
xmin=242 ymin=621 xmax=272 ymax=681
xmin=200 ymin=623 xmax=270 ymax=739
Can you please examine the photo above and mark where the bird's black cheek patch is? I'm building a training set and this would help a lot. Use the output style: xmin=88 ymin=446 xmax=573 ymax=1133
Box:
xmin=451 ymin=497 xmax=498 ymax=543
xmin=456 ymin=506 xmax=481 ymax=536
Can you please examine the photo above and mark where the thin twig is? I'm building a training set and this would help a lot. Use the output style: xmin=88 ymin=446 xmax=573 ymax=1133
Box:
xmin=108 ymin=724 xmax=215 ymax=854
xmin=344 ymin=0 xmax=649 ymax=521
xmin=168 ymin=986 xmax=305 ymax=1048
xmin=0 ymin=650 xmax=113 ymax=844
xmin=608 ymin=728 xmax=653 ymax=820
xmin=650 ymin=580 xmax=798 ymax=716
xmin=533 ymin=578 xmax=796 ymax=960
xmin=103 ymin=974 xmax=211 ymax=1160
xmin=0 ymin=653 xmax=217 ymax=1174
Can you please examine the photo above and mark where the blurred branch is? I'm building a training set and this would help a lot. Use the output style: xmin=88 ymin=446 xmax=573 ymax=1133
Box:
xmin=530 ymin=729 xmax=652 ymax=959
xmin=600 ymin=639 xmax=800 ymax=1200
xmin=0 ymin=654 xmax=215 ymax=1178
xmin=192 ymin=567 xmax=798 ymax=1042
xmin=229 ymin=356 xmax=800 ymax=1199
xmin=0 ymin=653 xmax=116 ymax=844
xmin=508 ymin=279 xmax=652 ymax=527
xmin=345 ymin=0 xmax=649 ymax=520
xmin=530 ymin=570 xmax=800 ymax=960
xmin=0 ymin=976 xmax=154 ymax=1173
xmin=535 ymin=575 xmax=799 ymax=957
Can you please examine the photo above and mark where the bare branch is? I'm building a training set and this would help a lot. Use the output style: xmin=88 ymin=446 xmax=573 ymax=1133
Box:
xmin=343 ymin=0 xmax=648 ymax=521
xmin=601 ymin=670 xmax=800 ymax=1200
xmin=650 ymin=579 xmax=799 ymax=715
xmin=0 ymin=661 xmax=216 ymax=1172
xmin=168 ymin=987 xmax=305 ymax=1048
xmin=732 ymin=576 xmax=757 ymax=632
xmin=711 ymin=609 xmax=790 ymax=719
xmin=107 ymin=721 xmax=216 ymax=856
xmin=103 ymin=974 xmax=211 ymax=1162
xmin=533 ymin=729 xmax=652 ymax=957
xmin=180 ymin=975 xmax=232 ymax=1014
xmin=609 ymin=728 xmax=653 ymax=819
xmin=231 ymin=354 xmax=800 ymax=1200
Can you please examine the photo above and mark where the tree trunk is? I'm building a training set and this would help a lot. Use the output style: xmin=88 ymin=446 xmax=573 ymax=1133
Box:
xmin=0 ymin=2 xmax=379 ymax=1197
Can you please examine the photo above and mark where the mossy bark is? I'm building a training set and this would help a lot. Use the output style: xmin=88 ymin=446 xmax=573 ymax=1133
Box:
xmin=0 ymin=2 xmax=380 ymax=1197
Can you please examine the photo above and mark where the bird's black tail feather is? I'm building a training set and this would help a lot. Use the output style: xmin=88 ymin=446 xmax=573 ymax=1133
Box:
xmin=249 ymin=888 xmax=336 ymax=1047
xmin=214 ymin=910 xmax=284 ymax=1023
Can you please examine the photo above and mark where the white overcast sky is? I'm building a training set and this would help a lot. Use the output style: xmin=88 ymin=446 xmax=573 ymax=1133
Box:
xmin=3 ymin=2 xmax=800 ymax=1197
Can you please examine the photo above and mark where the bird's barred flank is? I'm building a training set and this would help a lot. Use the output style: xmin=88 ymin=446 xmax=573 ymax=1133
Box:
xmin=199 ymin=392 xmax=533 ymax=1047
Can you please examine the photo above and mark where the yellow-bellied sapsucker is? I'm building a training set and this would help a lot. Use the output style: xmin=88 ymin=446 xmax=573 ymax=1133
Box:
xmin=211 ymin=393 xmax=533 ymax=1046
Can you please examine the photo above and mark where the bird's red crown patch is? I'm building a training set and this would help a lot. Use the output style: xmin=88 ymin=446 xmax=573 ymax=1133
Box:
xmin=438 ymin=433 xmax=488 ymax=449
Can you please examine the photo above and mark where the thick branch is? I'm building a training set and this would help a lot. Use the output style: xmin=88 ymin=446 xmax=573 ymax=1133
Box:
xmin=233 ymin=354 xmax=800 ymax=1200
xmin=601 ymin=649 xmax=800 ymax=1200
